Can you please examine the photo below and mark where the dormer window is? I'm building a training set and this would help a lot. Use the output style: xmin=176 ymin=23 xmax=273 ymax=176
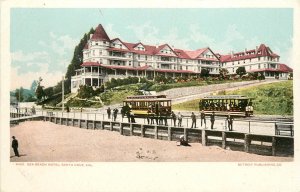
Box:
xmin=104 ymin=41 xmax=106 ymax=44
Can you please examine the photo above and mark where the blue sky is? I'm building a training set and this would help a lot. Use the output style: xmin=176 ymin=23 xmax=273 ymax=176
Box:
xmin=11 ymin=8 xmax=293 ymax=90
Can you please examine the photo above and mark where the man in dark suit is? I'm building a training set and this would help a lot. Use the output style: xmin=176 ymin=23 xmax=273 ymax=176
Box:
xmin=227 ymin=114 xmax=234 ymax=131
xmin=12 ymin=136 xmax=20 ymax=157
xmin=210 ymin=111 xmax=215 ymax=130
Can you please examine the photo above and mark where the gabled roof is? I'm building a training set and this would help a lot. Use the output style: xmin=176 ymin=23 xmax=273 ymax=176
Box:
xmin=154 ymin=44 xmax=177 ymax=56
xmin=219 ymin=44 xmax=280 ymax=62
xmin=110 ymin=38 xmax=130 ymax=50
xmin=174 ymin=49 xmax=191 ymax=59
xmin=185 ymin=48 xmax=208 ymax=59
xmin=122 ymin=42 xmax=157 ymax=55
xmin=91 ymin=24 xmax=110 ymax=41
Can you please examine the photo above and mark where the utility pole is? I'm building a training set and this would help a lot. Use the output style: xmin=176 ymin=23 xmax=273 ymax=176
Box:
xmin=62 ymin=75 xmax=64 ymax=112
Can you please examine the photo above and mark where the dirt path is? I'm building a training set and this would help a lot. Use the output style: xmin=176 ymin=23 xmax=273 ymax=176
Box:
xmin=10 ymin=121 xmax=292 ymax=162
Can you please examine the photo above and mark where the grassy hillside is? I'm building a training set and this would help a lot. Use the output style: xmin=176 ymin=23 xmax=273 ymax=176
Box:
xmin=173 ymin=81 xmax=293 ymax=115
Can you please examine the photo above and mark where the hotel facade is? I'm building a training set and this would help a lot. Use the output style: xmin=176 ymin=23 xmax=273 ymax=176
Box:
xmin=71 ymin=24 xmax=292 ymax=93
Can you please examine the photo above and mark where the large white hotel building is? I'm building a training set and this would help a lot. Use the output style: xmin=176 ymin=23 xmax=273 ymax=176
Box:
xmin=71 ymin=24 xmax=293 ymax=93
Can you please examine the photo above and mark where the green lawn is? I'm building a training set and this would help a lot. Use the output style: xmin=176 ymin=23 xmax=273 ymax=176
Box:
xmin=173 ymin=81 xmax=293 ymax=115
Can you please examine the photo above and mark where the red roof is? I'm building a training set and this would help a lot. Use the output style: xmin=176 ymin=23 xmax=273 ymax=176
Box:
xmin=185 ymin=48 xmax=207 ymax=59
xmin=155 ymin=69 xmax=197 ymax=74
xmin=91 ymin=24 xmax=110 ymax=41
xmin=248 ymin=64 xmax=293 ymax=73
xmin=278 ymin=64 xmax=293 ymax=72
xmin=81 ymin=62 xmax=102 ymax=66
xmin=219 ymin=44 xmax=280 ymax=62
xmin=174 ymin=49 xmax=191 ymax=59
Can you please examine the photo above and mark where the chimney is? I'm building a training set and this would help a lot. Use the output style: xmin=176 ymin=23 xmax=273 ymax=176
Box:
xmin=255 ymin=46 xmax=258 ymax=53
xmin=245 ymin=48 xmax=247 ymax=52
xmin=90 ymin=34 xmax=93 ymax=39
xmin=231 ymin=51 xmax=234 ymax=57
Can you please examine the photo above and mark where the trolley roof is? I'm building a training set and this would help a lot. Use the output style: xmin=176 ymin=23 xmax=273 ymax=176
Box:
xmin=201 ymin=95 xmax=253 ymax=100
xmin=124 ymin=98 xmax=171 ymax=102
xmin=126 ymin=95 xmax=167 ymax=99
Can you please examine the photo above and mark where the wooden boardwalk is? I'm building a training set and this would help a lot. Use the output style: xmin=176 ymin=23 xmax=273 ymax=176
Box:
xmin=10 ymin=112 xmax=294 ymax=157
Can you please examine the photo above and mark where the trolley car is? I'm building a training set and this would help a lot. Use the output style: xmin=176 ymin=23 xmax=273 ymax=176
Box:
xmin=122 ymin=95 xmax=172 ymax=118
xmin=199 ymin=95 xmax=253 ymax=117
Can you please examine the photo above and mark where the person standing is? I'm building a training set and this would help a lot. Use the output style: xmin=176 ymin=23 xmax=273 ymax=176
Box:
xmin=177 ymin=112 xmax=183 ymax=127
xmin=31 ymin=106 xmax=36 ymax=115
xmin=200 ymin=110 xmax=206 ymax=128
xmin=107 ymin=107 xmax=111 ymax=119
xmin=171 ymin=111 xmax=177 ymax=126
xmin=113 ymin=108 xmax=119 ymax=121
xmin=191 ymin=112 xmax=196 ymax=128
xmin=11 ymin=136 xmax=20 ymax=157
xmin=210 ymin=111 xmax=215 ymax=130
xmin=227 ymin=114 xmax=234 ymax=131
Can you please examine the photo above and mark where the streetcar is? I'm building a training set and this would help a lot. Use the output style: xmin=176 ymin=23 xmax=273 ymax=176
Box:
xmin=122 ymin=95 xmax=172 ymax=118
xmin=199 ymin=95 xmax=253 ymax=117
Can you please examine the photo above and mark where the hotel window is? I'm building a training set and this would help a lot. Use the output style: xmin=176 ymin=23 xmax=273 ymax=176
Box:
xmin=258 ymin=57 xmax=260 ymax=61
xmin=129 ymin=61 xmax=131 ymax=66
xmin=186 ymin=60 xmax=188 ymax=63
xmin=120 ymin=45 xmax=122 ymax=49
xmin=104 ymin=41 xmax=106 ymax=44
xmin=250 ymin=59 xmax=251 ymax=62
xmin=112 ymin=43 xmax=115 ymax=47
xmin=186 ymin=66 xmax=188 ymax=70
xmin=145 ymin=56 xmax=148 ymax=60
xmin=138 ymin=55 xmax=140 ymax=59
xmin=99 ymin=50 xmax=102 ymax=55
xmin=243 ymin=60 xmax=245 ymax=63
xmin=96 ymin=43 xmax=98 ymax=46
xmin=258 ymin=64 xmax=261 ymax=69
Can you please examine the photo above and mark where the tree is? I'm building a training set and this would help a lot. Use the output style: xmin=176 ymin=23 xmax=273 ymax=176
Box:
xmin=65 ymin=28 xmax=95 ymax=93
xmin=35 ymin=77 xmax=45 ymax=101
xmin=30 ymin=80 xmax=38 ymax=92
xmin=200 ymin=68 xmax=210 ymax=78
xmin=219 ymin=68 xmax=229 ymax=80
xmin=236 ymin=67 xmax=246 ymax=76
xmin=77 ymin=85 xmax=95 ymax=98
xmin=44 ymin=87 xmax=54 ymax=99
xmin=15 ymin=87 xmax=24 ymax=102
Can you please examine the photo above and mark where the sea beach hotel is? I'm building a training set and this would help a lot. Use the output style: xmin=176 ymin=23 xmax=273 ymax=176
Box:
xmin=71 ymin=24 xmax=293 ymax=93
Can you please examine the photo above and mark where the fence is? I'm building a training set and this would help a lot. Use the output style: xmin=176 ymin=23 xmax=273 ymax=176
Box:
xmin=10 ymin=108 xmax=294 ymax=157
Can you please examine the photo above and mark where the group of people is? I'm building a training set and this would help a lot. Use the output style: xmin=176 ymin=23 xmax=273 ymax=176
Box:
xmin=106 ymin=106 xmax=234 ymax=131
xmin=17 ymin=106 xmax=36 ymax=116
xmin=106 ymin=107 xmax=120 ymax=121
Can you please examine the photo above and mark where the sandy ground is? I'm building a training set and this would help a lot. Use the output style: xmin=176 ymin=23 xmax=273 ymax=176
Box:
xmin=10 ymin=121 xmax=292 ymax=162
